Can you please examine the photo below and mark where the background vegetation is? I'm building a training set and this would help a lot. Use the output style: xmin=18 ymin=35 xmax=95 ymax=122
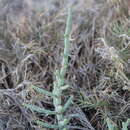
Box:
xmin=0 ymin=0 xmax=130 ymax=130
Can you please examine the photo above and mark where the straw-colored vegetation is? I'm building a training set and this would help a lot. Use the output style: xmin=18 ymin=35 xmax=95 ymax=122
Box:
xmin=0 ymin=0 xmax=130 ymax=130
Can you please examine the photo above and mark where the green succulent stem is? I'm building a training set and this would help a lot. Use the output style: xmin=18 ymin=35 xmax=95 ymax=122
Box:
xmin=60 ymin=8 xmax=72 ymax=79
xmin=53 ymin=7 xmax=73 ymax=130
xmin=36 ymin=120 xmax=59 ymax=129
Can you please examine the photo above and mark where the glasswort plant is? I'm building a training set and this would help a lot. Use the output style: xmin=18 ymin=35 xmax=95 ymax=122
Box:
xmin=23 ymin=7 xmax=73 ymax=130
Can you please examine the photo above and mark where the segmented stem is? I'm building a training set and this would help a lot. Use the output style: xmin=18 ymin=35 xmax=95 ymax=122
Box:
xmin=53 ymin=8 xmax=72 ymax=130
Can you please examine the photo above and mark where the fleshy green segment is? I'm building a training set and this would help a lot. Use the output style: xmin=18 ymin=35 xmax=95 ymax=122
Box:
xmin=60 ymin=8 xmax=72 ymax=80
xmin=23 ymin=103 xmax=56 ymax=115
xmin=31 ymin=85 xmax=56 ymax=97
